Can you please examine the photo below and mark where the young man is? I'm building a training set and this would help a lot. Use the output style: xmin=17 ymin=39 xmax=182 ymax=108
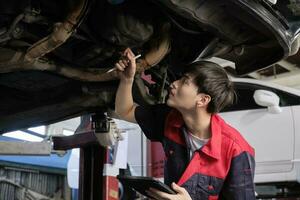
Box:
xmin=115 ymin=48 xmax=255 ymax=200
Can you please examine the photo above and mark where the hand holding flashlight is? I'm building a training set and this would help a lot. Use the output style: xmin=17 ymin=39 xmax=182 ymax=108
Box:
xmin=108 ymin=48 xmax=139 ymax=81
xmin=106 ymin=54 xmax=141 ymax=73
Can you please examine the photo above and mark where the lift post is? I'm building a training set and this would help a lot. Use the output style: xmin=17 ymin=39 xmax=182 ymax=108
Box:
xmin=53 ymin=113 xmax=119 ymax=200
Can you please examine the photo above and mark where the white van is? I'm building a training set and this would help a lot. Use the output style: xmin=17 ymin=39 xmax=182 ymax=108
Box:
xmin=219 ymin=78 xmax=300 ymax=197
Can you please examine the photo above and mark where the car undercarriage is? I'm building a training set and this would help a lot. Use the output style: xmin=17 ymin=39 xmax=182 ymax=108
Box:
xmin=0 ymin=0 xmax=299 ymax=132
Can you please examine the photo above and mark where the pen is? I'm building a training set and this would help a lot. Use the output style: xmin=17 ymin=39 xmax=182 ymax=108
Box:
xmin=106 ymin=54 xmax=142 ymax=73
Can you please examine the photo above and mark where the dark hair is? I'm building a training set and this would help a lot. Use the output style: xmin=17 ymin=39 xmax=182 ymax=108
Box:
xmin=184 ymin=61 xmax=235 ymax=113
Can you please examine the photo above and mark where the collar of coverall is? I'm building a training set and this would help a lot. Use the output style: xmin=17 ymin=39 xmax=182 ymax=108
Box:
xmin=169 ymin=109 xmax=222 ymax=160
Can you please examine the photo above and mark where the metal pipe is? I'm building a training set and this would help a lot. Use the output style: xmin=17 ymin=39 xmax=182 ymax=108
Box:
xmin=136 ymin=23 xmax=171 ymax=72
xmin=24 ymin=0 xmax=89 ymax=62
xmin=0 ymin=23 xmax=171 ymax=82
xmin=0 ymin=13 xmax=24 ymax=43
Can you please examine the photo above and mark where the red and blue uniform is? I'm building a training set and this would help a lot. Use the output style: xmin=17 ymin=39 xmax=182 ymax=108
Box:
xmin=135 ymin=104 xmax=256 ymax=200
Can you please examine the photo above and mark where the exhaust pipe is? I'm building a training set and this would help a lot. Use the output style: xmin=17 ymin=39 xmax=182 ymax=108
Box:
xmin=25 ymin=0 xmax=89 ymax=62
xmin=0 ymin=23 xmax=171 ymax=82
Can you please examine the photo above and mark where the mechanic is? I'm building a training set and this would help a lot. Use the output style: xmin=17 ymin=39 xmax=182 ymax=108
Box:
xmin=115 ymin=48 xmax=256 ymax=200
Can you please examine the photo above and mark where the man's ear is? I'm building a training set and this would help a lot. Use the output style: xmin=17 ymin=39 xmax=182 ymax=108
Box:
xmin=196 ymin=94 xmax=211 ymax=107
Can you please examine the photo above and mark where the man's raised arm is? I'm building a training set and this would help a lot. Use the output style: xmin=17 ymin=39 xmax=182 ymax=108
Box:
xmin=115 ymin=48 xmax=137 ymax=123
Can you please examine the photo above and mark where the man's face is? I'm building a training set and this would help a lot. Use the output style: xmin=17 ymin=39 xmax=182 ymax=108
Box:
xmin=166 ymin=74 xmax=200 ymax=111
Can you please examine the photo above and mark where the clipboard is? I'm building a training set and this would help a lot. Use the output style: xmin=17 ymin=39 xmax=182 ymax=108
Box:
xmin=117 ymin=175 xmax=176 ymax=198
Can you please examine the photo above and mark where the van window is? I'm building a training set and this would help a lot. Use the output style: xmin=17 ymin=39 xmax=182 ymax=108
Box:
xmin=222 ymin=87 xmax=263 ymax=112
xmin=221 ymin=82 xmax=300 ymax=112
xmin=275 ymin=90 xmax=300 ymax=107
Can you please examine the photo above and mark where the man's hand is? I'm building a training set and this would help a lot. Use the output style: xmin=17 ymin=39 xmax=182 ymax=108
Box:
xmin=115 ymin=48 xmax=137 ymax=82
xmin=146 ymin=182 xmax=192 ymax=200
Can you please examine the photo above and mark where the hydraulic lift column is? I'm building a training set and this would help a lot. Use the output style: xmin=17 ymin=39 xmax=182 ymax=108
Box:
xmin=53 ymin=114 xmax=119 ymax=200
